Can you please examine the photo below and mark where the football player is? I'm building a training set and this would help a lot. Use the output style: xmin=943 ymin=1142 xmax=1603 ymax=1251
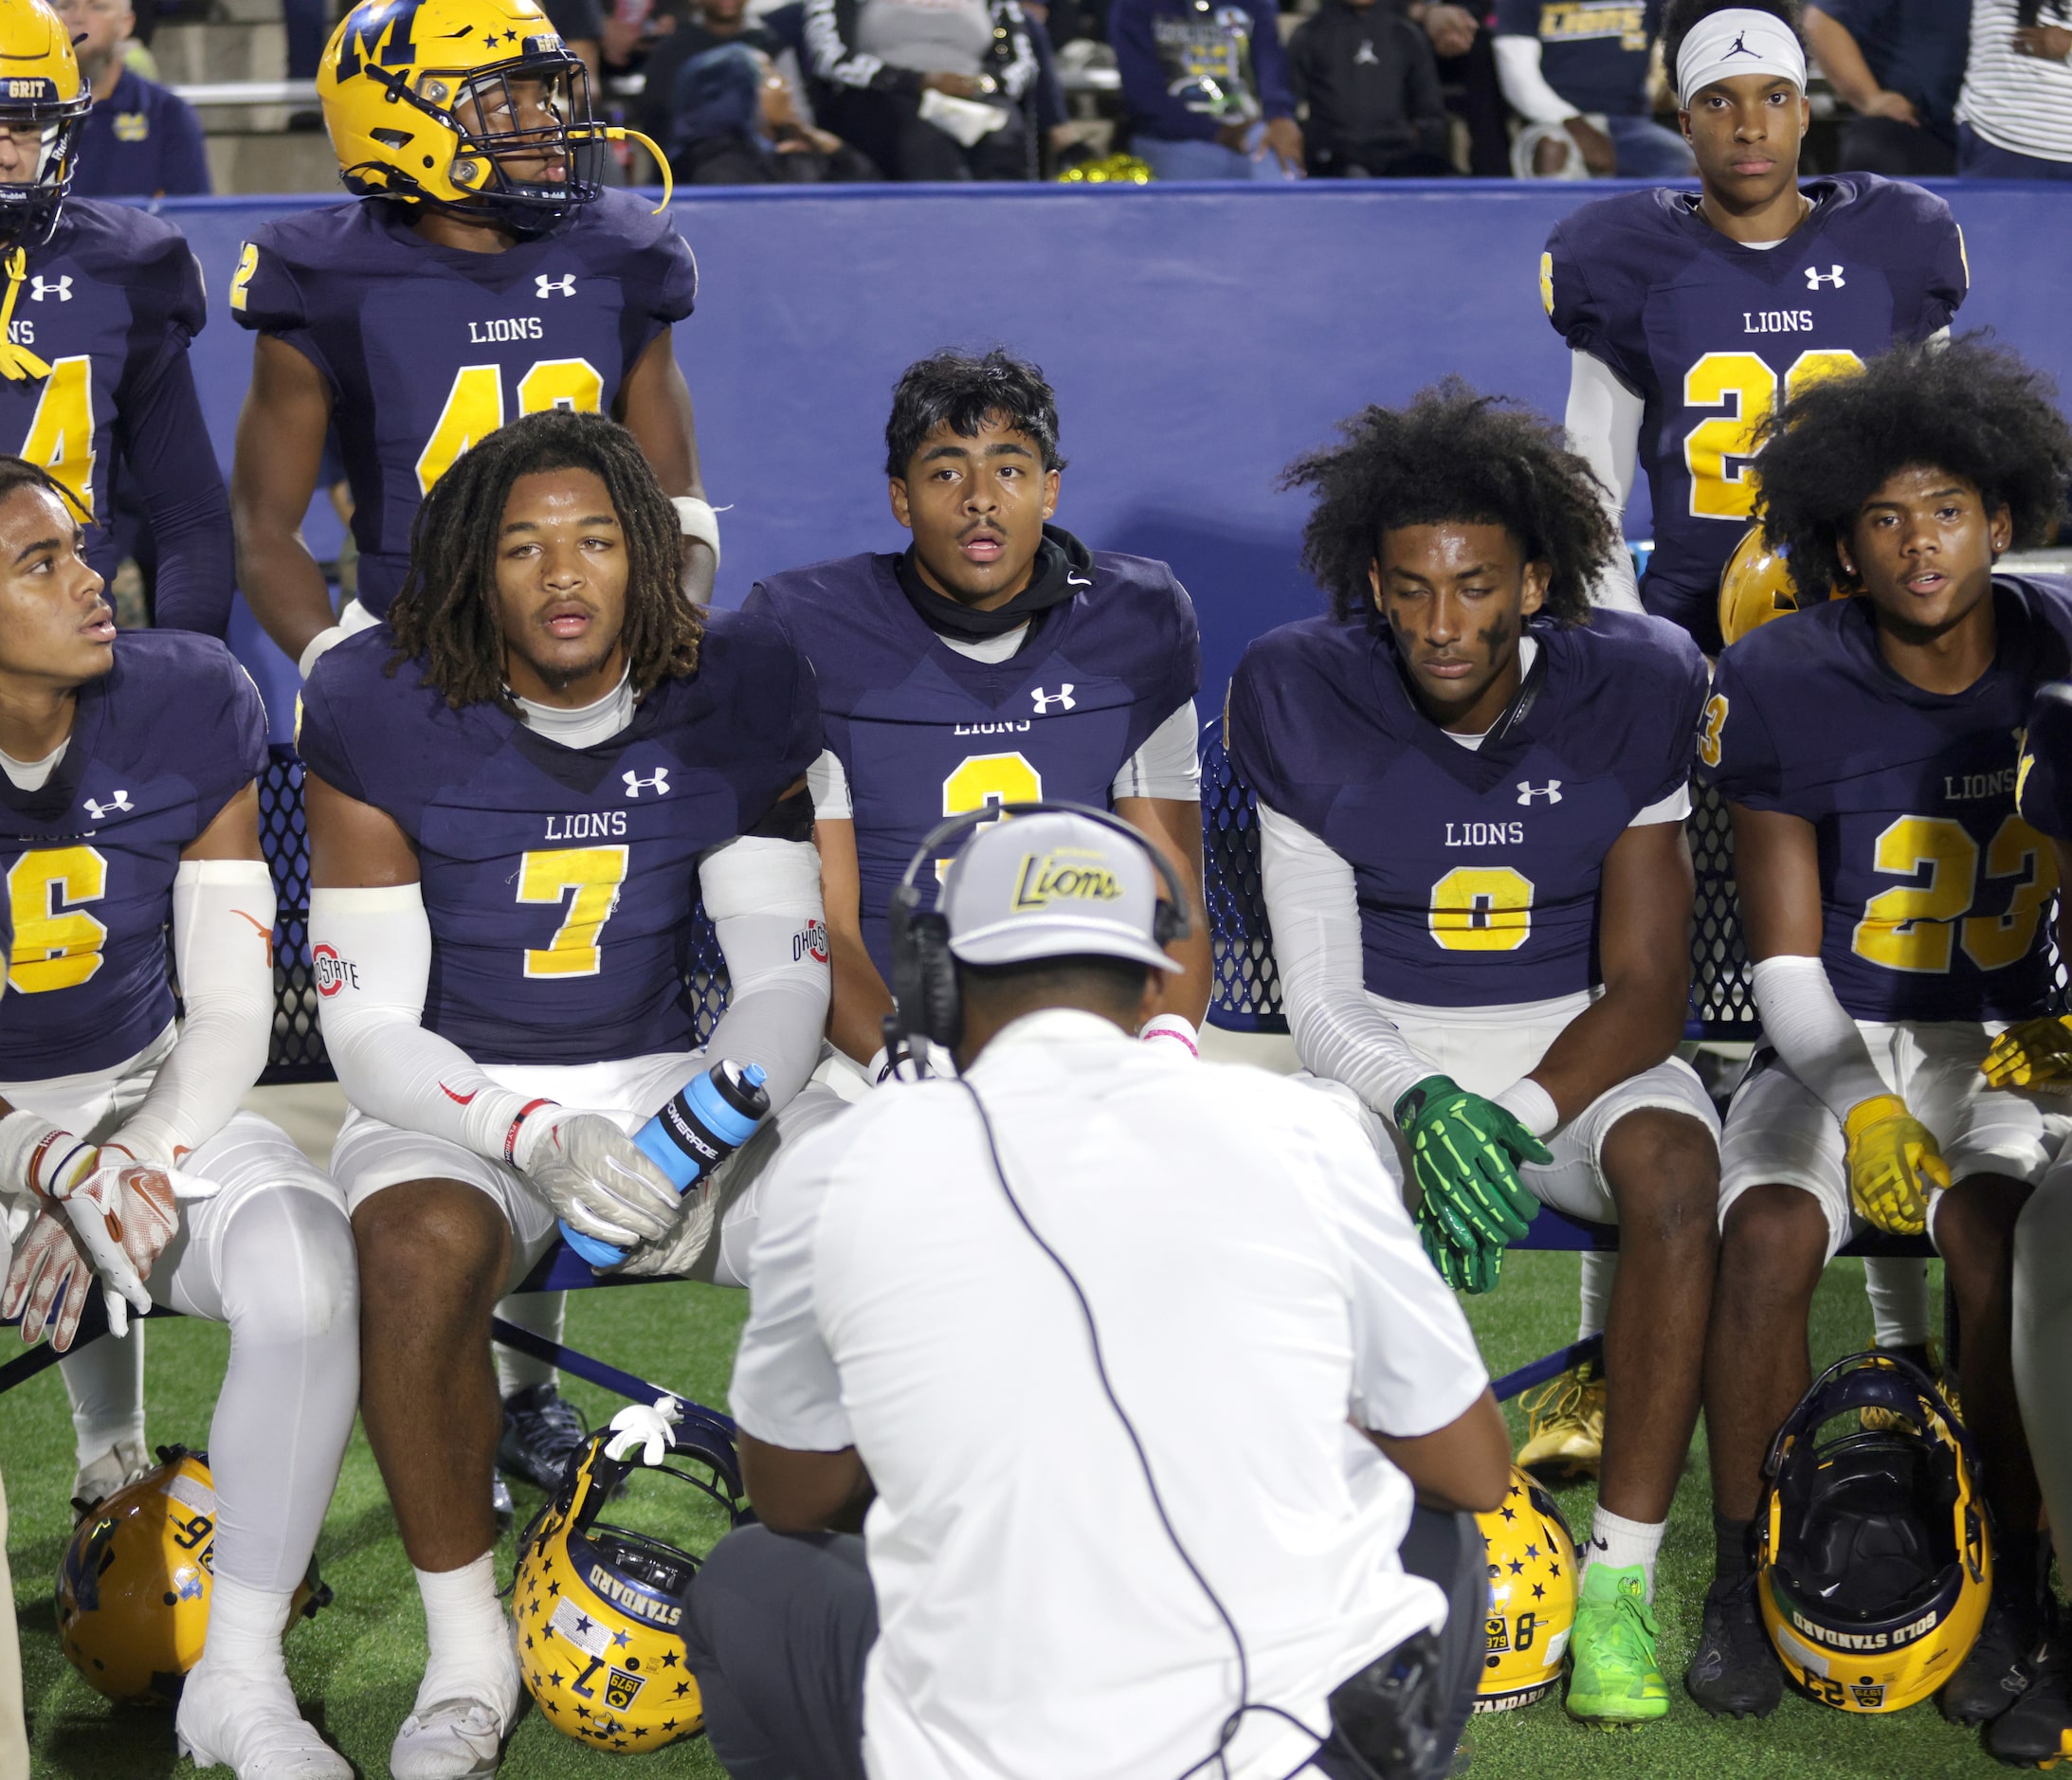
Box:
xmin=745 ymin=348 xmax=1210 ymax=1075
xmin=0 ymin=456 xmax=358 ymax=1779
xmin=230 ymin=0 xmax=715 ymax=679
xmin=1542 ymin=0 xmax=1968 ymax=649
xmin=1691 ymin=337 xmax=2072 ymax=1725
xmin=1978 ymin=681 xmax=2072 ymax=1766
xmin=300 ymin=410 xmax=834 ymax=1780
xmin=0 ymin=0 xmax=230 ymax=635
xmin=1229 ymin=382 xmax=1721 ymax=1727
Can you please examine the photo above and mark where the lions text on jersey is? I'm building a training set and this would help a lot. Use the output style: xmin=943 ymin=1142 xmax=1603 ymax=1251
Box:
xmin=746 ymin=528 xmax=1200 ymax=980
xmin=228 ymin=188 xmax=697 ymax=619
xmin=0 ymin=632 xmax=266 ymax=1078
xmin=1543 ymin=173 xmax=1968 ymax=652
xmin=1229 ymin=609 xmax=1707 ymax=1008
xmin=1701 ymin=577 xmax=2072 ymax=1023
xmin=295 ymin=612 xmax=820 ymax=1064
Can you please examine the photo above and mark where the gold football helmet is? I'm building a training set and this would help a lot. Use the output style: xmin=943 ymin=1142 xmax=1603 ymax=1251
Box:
xmin=515 ymin=1419 xmax=742 ymax=1752
xmin=55 ymin=1446 xmax=330 ymax=1703
xmin=0 ymin=0 xmax=89 ymax=245
xmin=1757 ymin=1351 xmax=1991 ymax=1714
xmin=317 ymin=0 xmax=670 ymax=233
xmin=1474 ymin=1464 xmax=1577 ymax=1713
xmin=1718 ymin=524 xmax=1810 ymax=648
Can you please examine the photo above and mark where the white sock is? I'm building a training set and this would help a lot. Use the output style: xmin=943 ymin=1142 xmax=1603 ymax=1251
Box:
xmin=195 ymin=1573 xmax=292 ymax=1680
xmin=1577 ymin=1250 xmax=1618 ymax=1343
xmin=1586 ymin=1506 xmax=1666 ymax=1602
xmin=61 ymin=1330 xmax=147 ymax=1464
xmin=413 ymin=1553 xmax=512 ymax=1706
xmin=493 ymin=1293 xmax=563 ymax=1398
xmin=1863 ymin=1257 xmax=1933 ymax=1350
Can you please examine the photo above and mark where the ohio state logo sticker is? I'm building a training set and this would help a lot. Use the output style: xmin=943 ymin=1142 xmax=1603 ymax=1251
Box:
xmin=312 ymin=943 xmax=356 ymax=998
xmin=794 ymin=919 xmax=829 ymax=965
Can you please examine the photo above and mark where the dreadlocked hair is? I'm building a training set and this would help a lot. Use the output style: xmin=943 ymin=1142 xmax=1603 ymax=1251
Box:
xmin=1752 ymin=336 xmax=2072 ymax=602
xmin=386 ymin=409 xmax=700 ymax=711
xmin=1281 ymin=378 xmax=1618 ymax=629
xmin=1661 ymin=0 xmax=1803 ymax=92
xmin=0 ymin=454 xmax=88 ymax=527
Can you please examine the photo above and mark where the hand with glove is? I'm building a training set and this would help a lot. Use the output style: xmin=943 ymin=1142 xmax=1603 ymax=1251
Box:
xmin=510 ymin=1105 xmax=682 ymax=1249
xmin=1842 ymin=1095 xmax=1948 ymax=1236
xmin=1981 ymin=1016 xmax=2072 ymax=1090
xmin=605 ymin=1395 xmax=684 ymax=1467
xmin=4 ymin=1211 xmax=100 ymax=1350
xmin=1394 ymin=1075 xmax=1550 ymax=1296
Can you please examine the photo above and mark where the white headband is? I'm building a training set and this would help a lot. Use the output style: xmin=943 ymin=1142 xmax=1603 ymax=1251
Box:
xmin=1676 ymin=9 xmax=1808 ymax=107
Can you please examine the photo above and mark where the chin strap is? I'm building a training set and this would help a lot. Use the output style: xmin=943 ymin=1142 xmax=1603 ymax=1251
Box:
xmin=0 ymin=249 xmax=52 ymax=382
xmin=605 ymin=125 xmax=674 ymax=210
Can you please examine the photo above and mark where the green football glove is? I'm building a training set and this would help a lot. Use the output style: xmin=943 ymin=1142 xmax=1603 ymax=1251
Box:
xmin=1419 ymin=1216 xmax=1504 ymax=1295
xmin=1395 ymin=1075 xmax=1551 ymax=1281
xmin=1982 ymin=1015 xmax=2072 ymax=1089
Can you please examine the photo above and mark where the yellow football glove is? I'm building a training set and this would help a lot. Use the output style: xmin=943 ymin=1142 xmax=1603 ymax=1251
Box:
xmin=1981 ymin=1015 xmax=2072 ymax=1089
xmin=1842 ymin=1095 xmax=1949 ymax=1237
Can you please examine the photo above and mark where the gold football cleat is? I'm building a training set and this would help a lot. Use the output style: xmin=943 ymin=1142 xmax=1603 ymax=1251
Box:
xmin=1517 ymin=1360 xmax=1606 ymax=1482
xmin=1861 ymin=1345 xmax=1953 ymax=1433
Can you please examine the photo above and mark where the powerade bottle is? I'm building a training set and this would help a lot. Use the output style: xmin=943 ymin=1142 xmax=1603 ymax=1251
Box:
xmin=557 ymin=1060 xmax=772 ymax=1266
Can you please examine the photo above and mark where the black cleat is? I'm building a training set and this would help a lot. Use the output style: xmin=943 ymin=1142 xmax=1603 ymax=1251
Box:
xmin=497 ymin=1384 xmax=590 ymax=1493
xmin=1990 ymin=1637 xmax=2072 ymax=1767
xmin=1685 ymin=1573 xmax=1782 ymax=1718
xmin=1942 ymin=1591 xmax=2038 ymax=1726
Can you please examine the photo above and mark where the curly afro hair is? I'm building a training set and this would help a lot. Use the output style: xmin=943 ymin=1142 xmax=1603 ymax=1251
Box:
xmin=1281 ymin=379 xmax=1619 ymax=629
xmin=1661 ymin=0 xmax=1802 ymax=98
xmin=1752 ymin=336 xmax=2072 ymax=601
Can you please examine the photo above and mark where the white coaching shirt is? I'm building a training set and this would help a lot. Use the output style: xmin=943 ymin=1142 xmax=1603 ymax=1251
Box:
xmin=730 ymin=1008 xmax=1490 ymax=1780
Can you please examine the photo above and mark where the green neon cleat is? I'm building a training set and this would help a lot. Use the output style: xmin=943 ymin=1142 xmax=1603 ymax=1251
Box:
xmin=1567 ymin=1562 xmax=1669 ymax=1727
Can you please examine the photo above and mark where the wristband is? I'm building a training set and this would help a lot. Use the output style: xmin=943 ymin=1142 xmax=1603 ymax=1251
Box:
xmin=671 ymin=497 xmax=721 ymax=569
xmin=504 ymin=1099 xmax=558 ymax=1167
xmin=1493 ymin=1077 xmax=1560 ymax=1141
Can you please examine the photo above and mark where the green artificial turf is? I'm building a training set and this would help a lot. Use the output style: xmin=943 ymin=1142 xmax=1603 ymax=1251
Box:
xmin=0 ymin=1252 xmax=2011 ymax=1777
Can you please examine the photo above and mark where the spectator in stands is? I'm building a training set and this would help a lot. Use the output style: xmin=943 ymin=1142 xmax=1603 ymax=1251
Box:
xmin=683 ymin=810 xmax=1506 ymax=1780
xmin=1956 ymin=0 xmax=2072 ymax=176
xmin=1495 ymin=0 xmax=1694 ymax=178
xmin=803 ymin=0 xmax=1038 ymax=178
xmin=1113 ymin=0 xmax=1302 ymax=178
xmin=1288 ymin=0 xmax=1451 ymax=175
xmin=639 ymin=0 xmax=788 ymax=147
xmin=62 ymin=0 xmax=209 ymax=197
xmin=1397 ymin=0 xmax=1508 ymax=173
xmin=543 ymin=0 xmax=607 ymax=84
xmin=668 ymin=41 xmax=880 ymax=177
xmin=1802 ymin=2 xmax=1964 ymax=175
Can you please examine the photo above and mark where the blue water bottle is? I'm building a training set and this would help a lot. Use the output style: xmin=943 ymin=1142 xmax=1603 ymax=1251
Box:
xmin=558 ymin=1059 xmax=772 ymax=1266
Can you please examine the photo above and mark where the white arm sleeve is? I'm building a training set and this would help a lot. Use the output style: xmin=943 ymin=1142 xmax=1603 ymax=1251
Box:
xmin=1565 ymin=350 xmax=1646 ymax=615
xmin=1494 ymin=35 xmax=1580 ymax=123
xmin=111 ymin=860 xmax=277 ymax=1164
xmin=1258 ymin=801 xmax=1432 ymax=1120
xmin=807 ymin=749 xmax=852 ymax=822
xmin=700 ymin=836 xmax=832 ymax=1114
xmin=1110 ymin=700 xmax=1203 ymax=803
xmin=309 ymin=884 xmax=537 ymax=1158
xmin=1751 ymin=954 xmax=1893 ymax=1124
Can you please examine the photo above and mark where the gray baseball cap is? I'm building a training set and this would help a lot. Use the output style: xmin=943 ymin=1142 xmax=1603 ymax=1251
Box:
xmin=941 ymin=810 xmax=1183 ymax=974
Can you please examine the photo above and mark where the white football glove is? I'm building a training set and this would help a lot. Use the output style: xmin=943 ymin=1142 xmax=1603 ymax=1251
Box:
xmin=56 ymin=1157 xmax=222 ymax=1337
xmin=4 ymin=1210 xmax=99 ymax=1351
xmin=605 ymin=1395 xmax=683 ymax=1467
xmin=512 ymin=1107 xmax=682 ymax=1248
xmin=608 ymin=1181 xmax=719 ymax=1280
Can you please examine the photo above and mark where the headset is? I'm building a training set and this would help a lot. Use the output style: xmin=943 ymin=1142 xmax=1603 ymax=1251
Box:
xmin=884 ymin=806 xmax=1415 ymax=1780
xmin=882 ymin=800 xmax=1192 ymax=1058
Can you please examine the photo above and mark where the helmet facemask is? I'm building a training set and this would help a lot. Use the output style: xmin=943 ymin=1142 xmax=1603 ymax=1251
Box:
xmin=0 ymin=97 xmax=87 ymax=246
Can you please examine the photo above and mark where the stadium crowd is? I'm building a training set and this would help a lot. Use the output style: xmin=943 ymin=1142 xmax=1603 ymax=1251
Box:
xmin=3 ymin=0 xmax=2072 ymax=1777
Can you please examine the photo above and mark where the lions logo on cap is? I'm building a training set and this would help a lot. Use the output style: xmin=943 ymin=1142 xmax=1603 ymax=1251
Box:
xmin=1012 ymin=848 xmax=1124 ymax=910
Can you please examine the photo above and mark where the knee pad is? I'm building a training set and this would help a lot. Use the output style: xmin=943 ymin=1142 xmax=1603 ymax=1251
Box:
xmin=218 ymin=1188 xmax=359 ymax=1344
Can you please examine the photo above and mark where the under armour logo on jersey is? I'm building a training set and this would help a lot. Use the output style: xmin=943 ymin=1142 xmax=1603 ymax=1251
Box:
xmin=1516 ymin=781 xmax=1562 ymax=805
xmin=83 ymin=790 xmax=132 ymax=819
xmin=1354 ymin=36 xmax=1377 ymax=62
xmin=1030 ymin=684 xmax=1077 ymax=715
xmin=1806 ymin=264 xmax=1846 ymax=290
xmin=623 ymin=769 xmax=670 ymax=798
xmin=536 ymin=274 xmax=577 ymax=299
xmin=29 ymin=276 xmax=69 ymax=302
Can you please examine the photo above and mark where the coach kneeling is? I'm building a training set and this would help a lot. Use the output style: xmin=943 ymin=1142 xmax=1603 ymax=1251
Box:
xmin=685 ymin=807 xmax=1508 ymax=1780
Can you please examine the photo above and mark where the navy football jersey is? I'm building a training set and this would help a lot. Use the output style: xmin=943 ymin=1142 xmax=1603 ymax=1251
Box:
xmin=1229 ymin=610 xmax=1707 ymax=1008
xmin=745 ymin=536 xmax=1200 ymax=981
xmin=1543 ymin=174 xmax=1967 ymax=652
xmin=296 ymin=612 xmax=821 ymax=1065
xmin=0 ymin=632 xmax=266 ymax=1080
xmin=0 ymin=199 xmax=209 ymax=584
xmin=2017 ymin=681 xmax=2072 ymax=842
xmin=1700 ymin=578 xmax=2072 ymax=1024
xmin=230 ymin=191 xmax=698 ymax=619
